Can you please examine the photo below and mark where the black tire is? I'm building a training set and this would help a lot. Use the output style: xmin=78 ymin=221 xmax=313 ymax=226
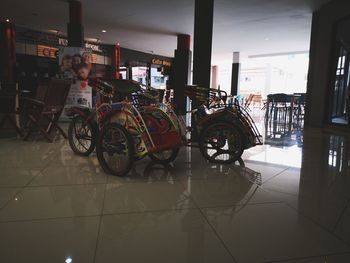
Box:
xmin=68 ymin=116 xmax=96 ymax=156
xmin=199 ymin=122 xmax=244 ymax=164
xmin=148 ymin=147 xmax=180 ymax=164
xmin=96 ymin=122 xmax=134 ymax=176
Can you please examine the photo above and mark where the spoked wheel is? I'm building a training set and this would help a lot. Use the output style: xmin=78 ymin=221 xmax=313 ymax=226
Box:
xmin=96 ymin=123 xmax=134 ymax=176
xmin=199 ymin=122 xmax=243 ymax=164
xmin=68 ymin=116 xmax=96 ymax=156
xmin=149 ymin=148 xmax=180 ymax=164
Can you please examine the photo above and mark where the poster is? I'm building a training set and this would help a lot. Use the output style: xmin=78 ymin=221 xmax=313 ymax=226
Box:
xmin=58 ymin=47 xmax=93 ymax=117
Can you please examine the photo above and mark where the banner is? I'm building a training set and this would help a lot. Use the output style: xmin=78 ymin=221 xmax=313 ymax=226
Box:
xmin=58 ymin=47 xmax=93 ymax=117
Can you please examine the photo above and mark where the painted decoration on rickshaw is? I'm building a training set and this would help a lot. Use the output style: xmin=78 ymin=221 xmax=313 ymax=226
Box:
xmin=108 ymin=107 xmax=150 ymax=158
xmin=140 ymin=107 xmax=182 ymax=152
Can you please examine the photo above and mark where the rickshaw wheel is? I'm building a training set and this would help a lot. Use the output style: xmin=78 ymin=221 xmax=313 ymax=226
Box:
xmin=148 ymin=148 xmax=180 ymax=164
xmin=68 ymin=116 xmax=96 ymax=156
xmin=96 ymin=122 xmax=134 ymax=176
xmin=199 ymin=122 xmax=243 ymax=164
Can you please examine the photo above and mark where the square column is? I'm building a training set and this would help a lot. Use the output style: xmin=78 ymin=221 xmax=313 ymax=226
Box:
xmin=192 ymin=0 xmax=214 ymax=106
xmin=231 ymin=52 xmax=240 ymax=96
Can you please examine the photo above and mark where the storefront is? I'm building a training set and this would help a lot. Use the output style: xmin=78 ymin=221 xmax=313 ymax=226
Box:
xmin=150 ymin=58 xmax=171 ymax=89
xmin=14 ymin=27 xmax=113 ymax=97
xmin=14 ymin=26 xmax=173 ymax=97
xmin=119 ymin=47 xmax=172 ymax=89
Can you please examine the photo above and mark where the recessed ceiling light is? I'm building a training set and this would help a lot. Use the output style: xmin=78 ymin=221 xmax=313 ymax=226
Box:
xmin=85 ymin=37 xmax=99 ymax=42
xmin=48 ymin=29 xmax=60 ymax=34
xmin=5 ymin=18 xmax=10 ymax=22
xmin=102 ymin=29 xmax=107 ymax=33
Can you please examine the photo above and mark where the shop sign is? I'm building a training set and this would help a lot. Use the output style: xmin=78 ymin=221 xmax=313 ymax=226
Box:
xmin=58 ymin=38 xmax=102 ymax=52
xmin=58 ymin=38 xmax=68 ymax=47
xmin=37 ymin=45 xmax=58 ymax=58
xmin=85 ymin=43 xmax=102 ymax=52
xmin=151 ymin=58 xmax=171 ymax=67
xmin=59 ymin=38 xmax=68 ymax=46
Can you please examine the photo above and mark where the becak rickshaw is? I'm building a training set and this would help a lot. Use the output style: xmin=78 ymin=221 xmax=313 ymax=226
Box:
xmin=184 ymin=85 xmax=263 ymax=164
xmin=93 ymin=80 xmax=185 ymax=176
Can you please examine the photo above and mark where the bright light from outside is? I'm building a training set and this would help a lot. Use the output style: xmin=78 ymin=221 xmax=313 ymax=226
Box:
xmin=214 ymin=53 xmax=309 ymax=98
xmin=240 ymin=53 xmax=309 ymax=98
xmin=65 ymin=257 xmax=72 ymax=263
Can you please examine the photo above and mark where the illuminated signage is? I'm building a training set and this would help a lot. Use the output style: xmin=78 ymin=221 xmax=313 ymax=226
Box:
xmin=91 ymin=54 xmax=98 ymax=64
xmin=151 ymin=58 xmax=171 ymax=67
xmin=58 ymin=38 xmax=68 ymax=46
xmin=85 ymin=43 xmax=102 ymax=52
xmin=37 ymin=45 xmax=58 ymax=58
xmin=58 ymin=38 xmax=102 ymax=52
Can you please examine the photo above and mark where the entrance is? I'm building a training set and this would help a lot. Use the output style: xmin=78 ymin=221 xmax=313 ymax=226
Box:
xmin=131 ymin=66 xmax=148 ymax=85
xmin=150 ymin=66 xmax=168 ymax=89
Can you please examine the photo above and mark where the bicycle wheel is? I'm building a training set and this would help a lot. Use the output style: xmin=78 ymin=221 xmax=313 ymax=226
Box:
xmin=148 ymin=148 xmax=180 ymax=164
xmin=96 ymin=122 xmax=134 ymax=176
xmin=199 ymin=122 xmax=243 ymax=164
xmin=68 ymin=116 xmax=96 ymax=156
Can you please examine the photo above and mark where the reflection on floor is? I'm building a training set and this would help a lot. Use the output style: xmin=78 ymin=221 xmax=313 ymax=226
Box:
xmin=332 ymin=116 xmax=348 ymax=125
xmin=0 ymin=127 xmax=350 ymax=262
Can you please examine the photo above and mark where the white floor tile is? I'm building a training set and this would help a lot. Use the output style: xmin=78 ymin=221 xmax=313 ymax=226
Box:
xmin=103 ymin=181 xmax=195 ymax=214
xmin=182 ymin=175 xmax=279 ymax=208
xmin=0 ymin=216 xmax=99 ymax=263
xmin=0 ymin=188 xmax=20 ymax=208
xmin=95 ymin=210 xmax=235 ymax=263
xmin=335 ymin=203 xmax=350 ymax=246
xmin=203 ymin=203 xmax=350 ymax=262
xmin=245 ymin=161 xmax=289 ymax=183
xmin=274 ymin=253 xmax=350 ymax=262
xmin=29 ymin=165 xmax=107 ymax=186
xmin=0 ymin=185 xmax=105 ymax=221
xmin=0 ymin=167 xmax=41 ymax=187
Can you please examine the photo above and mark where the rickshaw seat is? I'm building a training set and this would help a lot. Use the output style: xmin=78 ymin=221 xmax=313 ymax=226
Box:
xmin=107 ymin=79 xmax=142 ymax=95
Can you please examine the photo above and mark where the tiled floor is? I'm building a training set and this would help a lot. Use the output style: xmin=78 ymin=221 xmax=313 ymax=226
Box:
xmin=1 ymin=128 xmax=350 ymax=262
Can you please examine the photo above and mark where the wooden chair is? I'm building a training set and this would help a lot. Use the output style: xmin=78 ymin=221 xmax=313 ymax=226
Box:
xmin=0 ymin=82 xmax=23 ymax=137
xmin=22 ymin=78 xmax=71 ymax=142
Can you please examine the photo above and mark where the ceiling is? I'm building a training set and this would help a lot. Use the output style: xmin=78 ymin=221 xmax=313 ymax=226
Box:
xmin=1 ymin=0 xmax=330 ymax=62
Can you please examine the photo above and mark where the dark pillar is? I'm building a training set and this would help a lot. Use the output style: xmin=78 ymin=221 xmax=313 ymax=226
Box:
xmin=173 ymin=34 xmax=192 ymax=114
xmin=305 ymin=11 xmax=320 ymax=127
xmin=147 ymin=62 xmax=151 ymax=86
xmin=231 ymin=64 xmax=240 ymax=96
xmin=231 ymin=52 xmax=240 ymax=96
xmin=192 ymin=0 xmax=214 ymax=104
xmin=67 ymin=0 xmax=84 ymax=47
xmin=0 ymin=21 xmax=16 ymax=84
